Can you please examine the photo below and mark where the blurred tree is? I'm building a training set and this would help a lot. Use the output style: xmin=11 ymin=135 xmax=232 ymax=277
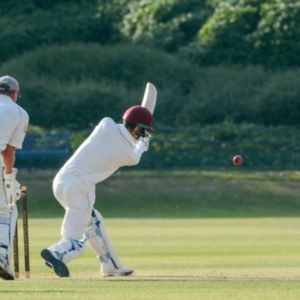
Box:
xmin=198 ymin=0 xmax=262 ymax=64
xmin=0 ymin=0 xmax=127 ymax=62
xmin=0 ymin=43 xmax=201 ymax=129
xmin=0 ymin=0 xmax=96 ymax=13
xmin=249 ymin=1 xmax=300 ymax=68
xmin=122 ymin=0 xmax=212 ymax=52
xmin=1 ymin=0 xmax=299 ymax=69
xmin=193 ymin=0 xmax=300 ymax=68
xmin=253 ymin=69 xmax=300 ymax=125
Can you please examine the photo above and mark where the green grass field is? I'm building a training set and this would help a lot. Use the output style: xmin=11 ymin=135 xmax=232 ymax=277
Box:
xmin=2 ymin=218 xmax=300 ymax=300
xmin=2 ymin=170 xmax=300 ymax=299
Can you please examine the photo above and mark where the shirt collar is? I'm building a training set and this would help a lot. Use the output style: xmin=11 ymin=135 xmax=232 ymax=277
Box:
xmin=117 ymin=124 xmax=136 ymax=147
xmin=0 ymin=95 xmax=13 ymax=103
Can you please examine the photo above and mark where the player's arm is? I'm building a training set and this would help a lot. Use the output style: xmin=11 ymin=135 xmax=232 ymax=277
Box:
xmin=2 ymin=144 xmax=16 ymax=174
xmin=125 ymin=137 xmax=149 ymax=166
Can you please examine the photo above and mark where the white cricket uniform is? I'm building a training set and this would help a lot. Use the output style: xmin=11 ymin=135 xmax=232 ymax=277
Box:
xmin=0 ymin=95 xmax=29 ymax=257
xmin=53 ymin=117 xmax=148 ymax=240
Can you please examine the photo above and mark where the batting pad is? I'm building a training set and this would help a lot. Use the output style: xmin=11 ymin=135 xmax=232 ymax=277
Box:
xmin=7 ymin=203 xmax=18 ymax=263
xmin=84 ymin=209 xmax=122 ymax=268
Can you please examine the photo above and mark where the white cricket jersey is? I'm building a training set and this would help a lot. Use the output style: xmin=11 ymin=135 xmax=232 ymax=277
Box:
xmin=0 ymin=95 xmax=29 ymax=152
xmin=61 ymin=117 xmax=147 ymax=185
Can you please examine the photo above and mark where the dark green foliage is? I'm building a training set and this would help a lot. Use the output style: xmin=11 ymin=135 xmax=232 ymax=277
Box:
xmin=198 ymin=1 xmax=260 ymax=64
xmin=1 ymin=43 xmax=300 ymax=130
xmin=22 ymin=80 xmax=128 ymax=129
xmin=0 ymin=43 xmax=202 ymax=129
xmin=181 ymin=65 xmax=268 ymax=125
xmin=194 ymin=0 xmax=300 ymax=68
xmin=0 ymin=0 xmax=124 ymax=62
xmin=0 ymin=0 xmax=299 ymax=174
xmin=122 ymin=0 xmax=212 ymax=52
xmin=0 ymin=0 xmax=94 ymax=12
xmin=0 ymin=0 xmax=299 ymax=69
xmin=249 ymin=1 xmax=300 ymax=68
xmin=253 ymin=69 xmax=300 ymax=125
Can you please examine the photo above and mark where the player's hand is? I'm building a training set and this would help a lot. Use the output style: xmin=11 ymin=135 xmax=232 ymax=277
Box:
xmin=4 ymin=168 xmax=21 ymax=204
xmin=140 ymin=137 xmax=150 ymax=151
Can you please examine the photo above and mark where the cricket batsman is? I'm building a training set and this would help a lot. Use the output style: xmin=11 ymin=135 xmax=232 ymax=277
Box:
xmin=0 ymin=75 xmax=29 ymax=280
xmin=41 ymin=105 xmax=154 ymax=277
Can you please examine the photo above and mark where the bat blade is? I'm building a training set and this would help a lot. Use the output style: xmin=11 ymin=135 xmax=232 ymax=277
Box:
xmin=141 ymin=82 xmax=157 ymax=115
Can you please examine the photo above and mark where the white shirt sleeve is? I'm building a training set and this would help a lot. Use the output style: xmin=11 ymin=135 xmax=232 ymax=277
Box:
xmin=9 ymin=107 xmax=29 ymax=149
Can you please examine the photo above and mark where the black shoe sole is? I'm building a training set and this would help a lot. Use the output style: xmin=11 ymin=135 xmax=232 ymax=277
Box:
xmin=123 ymin=270 xmax=134 ymax=276
xmin=41 ymin=249 xmax=70 ymax=277
xmin=0 ymin=265 xmax=14 ymax=280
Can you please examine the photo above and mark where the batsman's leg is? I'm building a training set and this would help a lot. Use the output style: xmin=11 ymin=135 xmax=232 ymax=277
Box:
xmin=13 ymin=218 xmax=19 ymax=278
xmin=41 ymin=237 xmax=86 ymax=277
xmin=0 ymin=170 xmax=15 ymax=280
xmin=41 ymin=172 xmax=92 ymax=277
xmin=40 ymin=208 xmax=88 ymax=278
xmin=8 ymin=203 xmax=18 ymax=265
xmin=84 ymin=209 xmax=133 ymax=277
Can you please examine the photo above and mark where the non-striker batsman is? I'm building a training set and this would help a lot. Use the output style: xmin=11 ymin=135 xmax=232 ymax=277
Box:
xmin=0 ymin=75 xmax=29 ymax=280
xmin=41 ymin=105 xmax=154 ymax=277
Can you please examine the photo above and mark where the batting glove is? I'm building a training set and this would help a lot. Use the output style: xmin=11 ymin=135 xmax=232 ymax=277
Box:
xmin=140 ymin=137 xmax=150 ymax=151
xmin=4 ymin=168 xmax=21 ymax=204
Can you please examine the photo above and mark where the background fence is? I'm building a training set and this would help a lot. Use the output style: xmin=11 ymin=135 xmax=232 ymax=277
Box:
xmin=15 ymin=132 xmax=72 ymax=170
xmin=16 ymin=125 xmax=300 ymax=171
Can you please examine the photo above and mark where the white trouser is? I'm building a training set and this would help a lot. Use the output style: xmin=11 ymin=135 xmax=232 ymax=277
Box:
xmin=51 ymin=170 xmax=123 ymax=267
xmin=0 ymin=162 xmax=11 ymax=259
xmin=53 ymin=170 xmax=95 ymax=240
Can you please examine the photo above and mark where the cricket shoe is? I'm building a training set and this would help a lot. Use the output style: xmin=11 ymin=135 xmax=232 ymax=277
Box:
xmin=0 ymin=254 xmax=14 ymax=280
xmin=101 ymin=259 xmax=133 ymax=277
xmin=40 ymin=249 xmax=70 ymax=277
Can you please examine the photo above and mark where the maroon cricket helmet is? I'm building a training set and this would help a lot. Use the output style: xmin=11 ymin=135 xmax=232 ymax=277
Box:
xmin=122 ymin=105 xmax=154 ymax=132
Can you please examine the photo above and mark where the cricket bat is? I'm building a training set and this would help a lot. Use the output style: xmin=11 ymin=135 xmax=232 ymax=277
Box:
xmin=141 ymin=82 xmax=157 ymax=115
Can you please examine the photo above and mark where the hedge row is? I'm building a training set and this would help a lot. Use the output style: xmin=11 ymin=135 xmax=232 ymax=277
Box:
xmin=20 ymin=123 xmax=300 ymax=171
xmin=1 ymin=43 xmax=300 ymax=130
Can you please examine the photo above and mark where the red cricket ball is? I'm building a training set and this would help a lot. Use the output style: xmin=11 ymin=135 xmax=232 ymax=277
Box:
xmin=233 ymin=155 xmax=243 ymax=166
